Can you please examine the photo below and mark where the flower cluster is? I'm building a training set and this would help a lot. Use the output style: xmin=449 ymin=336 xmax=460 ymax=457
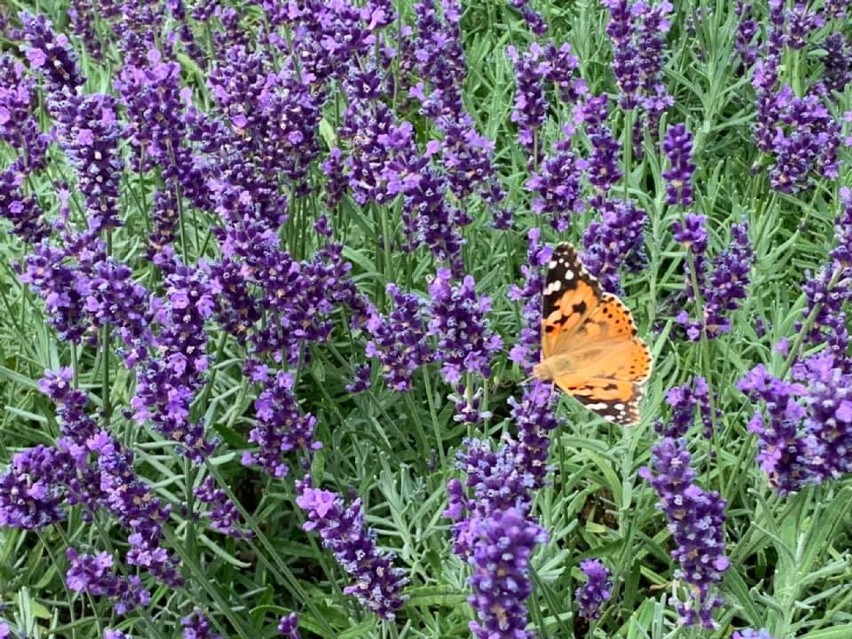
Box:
xmin=0 ymin=368 xmax=183 ymax=603
xmin=180 ymin=608 xmax=222 ymax=639
xmin=662 ymin=124 xmax=696 ymax=207
xmin=508 ymin=229 xmax=553 ymax=374
xmin=242 ymin=368 xmax=321 ymax=478
xmin=66 ymin=549 xmax=151 ymax=615
xmin=659 ymin=377 xmax=716 ymax=439
xmin=194 ymin=476 xmax=251 ymax=539
xmin=750 ymin=3 xmax=842 ymax=193
xmin=575 ymin=558 xmax=613 ymax=620
xmin=798 ymin=189 xmax=852 ymax=361
xmin=507 ymin=42 xmax=586 ymax=162
xmin=131 ymin=257 xmax=215 ymax=462
xmin=578 ymin=96 xmax=622 ymax=203
xmin=733 ymin=629 xmax=777 ymax=639
xmin=675 ymin=221 xmax=753 ymax=340
xmin=734 ymin=1 xmax=759 ymax=69
xmin=427 ymin=269 xmax=503 ymax=385
xmin=738 ymin=353 xmax=852 ymax=494
xmin=19 ymin=12 xmax=85 ymax=96
xmin=295 ymin=478 xmax=409 ymax=620
xmin=445 ymin=381 xmax=558 ymax=637
xmin=526 ymin=123 xmax=587 ymax=232
xmin=821 ymin=33 xmax=852 ymax=94
xmin=445 ymin=439 xmax=536 ymax=556
xmin=364 ymin=284 xmax=432 ymax=391
xmin=640 ymin=438 xmax=729 ymax=628
xmin=278 ymin=613 xmax=301 ymax=639
xmin=582 ymin=198 xmax=648 ymax=294
xmin=467 ymin=508 xmax=547 ymax=639
xmin=601 ymin=0 xmax=674 ymax=149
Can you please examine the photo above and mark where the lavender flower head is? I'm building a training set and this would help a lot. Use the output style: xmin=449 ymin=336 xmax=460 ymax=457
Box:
xmin=508 ymin=229 xmax=552 ymax=374
xmin=676 ymin=221 xmax=752 ymax=340
xmin=662 ymin=124 xmax=696 ymax=206
xmin=364 ymin=283 xmax=432 ymax=391
xmin=295 ymin=478 xmax=409 ymax=620
xmin=467 ymin=508 xmax=547 ymax=639
xmin=757 ymin=85 xmax=841 ymax=193
xmin=526 ymin=122 xmax=587 ymax=232
xmin=660 ymin=377 xmax=716 ymax=439
xmin=181 ymin=608 xmax=222 ymax=639
xmin=427 ymin=269 xmax=503 ymax=384
xmin=242 ymin=368 xmax=321 ymax=478
xmin=575 ymin=558 xmax=613 ymax=620
xmin=582 ymin=198 xmax=648 ymax=294
xmin=639 ymin=438 xmax=729 ymax=628
xmin=602 ymin=0 xmax=674 ymax=121
xmin=278 ymin=613 xmax=301 ymax=639
xmin=733 ymin=630 xmax=777 ymax=639
xmin=577 ymin=96 xmax=622 ymax=203
xmin=445 ymin=438 xmax=537 ymax=558
xmin=507 ymin=42 xmax=585 ymax=161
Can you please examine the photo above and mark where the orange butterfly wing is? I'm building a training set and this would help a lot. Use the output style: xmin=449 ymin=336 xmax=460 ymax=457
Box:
xmin=537 ymin=244 xmax=652 ymax=426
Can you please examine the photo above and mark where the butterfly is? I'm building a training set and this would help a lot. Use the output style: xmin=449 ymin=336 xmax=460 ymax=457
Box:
xmin=532 ymin=243 xmax=652 ymax=426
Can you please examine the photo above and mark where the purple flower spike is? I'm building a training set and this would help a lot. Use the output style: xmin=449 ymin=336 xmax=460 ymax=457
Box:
xmin=602 ymin=0 xmax=674 ymax=134
xmin=295 ymin=478 xmax=409 ymax=620
xmin=507 ymin=42 xmax=585 ymax=162
xmin=733 ymin=629 xmax=777 ymax=639
xmin=278 ymin=613 xmax=301 ymax=639
xmin=833 ymin=188 xmax=852 ymax=268
xmin=194 ymin=477 xmax=252 ymax=539
xmin=364 ymin=284 xmax=432 ymax=391
xmin=0 ymin=444 xmax=66 ymax=530
xmin=661 ymin=377 xmax=717 ymax=439
xmin=672 ymin=212 xmax=708 ymax=250
xmin=66 ymin=549 xmax=152 ymax=616
xmin=734 ymin=1 xmax=759 ymax=69
xmin=576 ymin=96 xmax=622 ymax=203
xmin=662 ymin=124 xmax=696 ymax=206
xmin=676 ymin=221 xmax=752 ymax=341
xmin=20 ymin=13 xmax=85 ymax=95
xmin=467 ymin=508 xmax=547 ymax=639
xmin=575 ymin=558 xmax=613 ymax=620
xmin=526 ymin=123 xmax=587 ymax=232
xmin=767 ymin=88 xmax=841 ymax=193
xmin=181 ymin=608 xmax=222 ymax=639
xmin=639 ymin=438 xmax=729 ymax=628
xmin=509 ymin=229 xmax=552 ymax=374
xmin=54 ymin=93 xmax=124 ymax=232
xmin=582 ymin=198 xmax=648 ymax=294
xmin=427 ymin=269 xmax=503 ymax=384
xmin=822 ymin=33 xmax=852 ymax=94
xmin=509 ymin=380 xmax=560 ymax=491
xmin=702 ymin=222 xmax=753 ymax=337
xmin=242 ymin=370 xmax=322 ymax=478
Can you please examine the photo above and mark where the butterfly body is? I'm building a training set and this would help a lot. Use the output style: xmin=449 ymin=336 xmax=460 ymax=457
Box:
xmin=536 ymin=243 xmax=652 ymax=426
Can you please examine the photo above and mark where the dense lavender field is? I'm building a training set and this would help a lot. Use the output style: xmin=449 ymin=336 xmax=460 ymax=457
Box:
xmin=0 ymin=0 xmax=850 ymax=638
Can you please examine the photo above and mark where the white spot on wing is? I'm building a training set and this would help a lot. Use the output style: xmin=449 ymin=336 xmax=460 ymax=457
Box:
xmin=544 ymin=281 xmax=562 ymax=295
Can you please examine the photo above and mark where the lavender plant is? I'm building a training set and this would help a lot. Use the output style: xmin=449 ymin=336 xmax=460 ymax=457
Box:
xmin=0 ymin=1 xmax=850 ymax=638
